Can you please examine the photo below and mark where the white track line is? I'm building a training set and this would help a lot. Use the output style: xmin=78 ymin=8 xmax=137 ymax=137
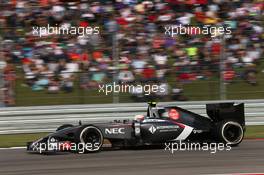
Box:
xmin=0 ymin=146 xmax=26 ymax=150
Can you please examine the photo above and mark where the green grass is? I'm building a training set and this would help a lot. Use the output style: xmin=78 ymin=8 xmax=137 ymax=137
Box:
xmin=0 ymin=125 xmax=263 ymax=148
xmin=14 ymin=72 xmax=132 ymax=106
xmin=14 ymin=74 xmax=264 ymax=106
xmin=9 ymin=58 xmax=264 ymax=106
xmin=0 ymin=133 xmax=48 ymax=148
xmin=13 ymin=61 xmax=264 ymax=106
xmin=245 ymin=125 xmax=264 ymax=139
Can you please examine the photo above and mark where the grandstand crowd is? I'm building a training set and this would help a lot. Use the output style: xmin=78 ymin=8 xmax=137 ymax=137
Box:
xmin=0 ymin=0 xmax=263 ymax=106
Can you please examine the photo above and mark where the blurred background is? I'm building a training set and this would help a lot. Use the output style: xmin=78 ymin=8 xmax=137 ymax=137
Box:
xmin=0 ymin=0 xmax=263 ymax=107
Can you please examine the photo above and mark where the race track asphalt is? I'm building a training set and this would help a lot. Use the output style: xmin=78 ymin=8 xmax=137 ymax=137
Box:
xmin=0 ymin=140 xmax=263 ymax=175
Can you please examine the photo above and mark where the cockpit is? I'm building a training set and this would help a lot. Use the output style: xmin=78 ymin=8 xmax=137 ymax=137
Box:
xmin=134 ymin=102 xmax=181 ymax=121
xmin=134 ymin=102 xmax=161 ymax=121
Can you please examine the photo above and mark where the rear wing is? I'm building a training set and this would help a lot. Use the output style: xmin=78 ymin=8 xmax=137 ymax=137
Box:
xmin=206 ymin=103 xmax=245 ymax=126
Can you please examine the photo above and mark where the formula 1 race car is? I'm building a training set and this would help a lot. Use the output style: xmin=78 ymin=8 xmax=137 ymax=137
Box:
xmin=27 ymin=102 xmax=245 ymax=153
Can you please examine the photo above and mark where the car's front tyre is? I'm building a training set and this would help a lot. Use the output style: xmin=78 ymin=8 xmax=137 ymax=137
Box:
xmin=78 ymin=125 xmax=103 ymax=153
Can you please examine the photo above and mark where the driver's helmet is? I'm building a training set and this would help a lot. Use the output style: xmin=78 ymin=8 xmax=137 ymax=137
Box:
xmin=134 ymin=114 xmax=145 ymax=121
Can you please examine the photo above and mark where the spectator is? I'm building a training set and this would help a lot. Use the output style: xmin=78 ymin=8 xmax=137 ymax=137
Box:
xmin=0 ymin=0 xmax=262 ymax=104
xmin=118 ymin=67 xmax=135 ymax=83
xmin=142 ymin=65 xmax=156 ymax=82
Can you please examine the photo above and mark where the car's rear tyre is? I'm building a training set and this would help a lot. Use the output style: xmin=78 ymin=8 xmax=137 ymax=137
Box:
xmin=79 ymin=126 xmax=103 ymax=153
xmin=56 ymin=124 xmax=73 ymax=131
xmin=215 ymin=120 xmax=244 ymax=146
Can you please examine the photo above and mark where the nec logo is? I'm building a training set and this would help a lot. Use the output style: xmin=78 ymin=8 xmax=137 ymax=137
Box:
xmin=105 ymin=128 xmax=125 ymax=134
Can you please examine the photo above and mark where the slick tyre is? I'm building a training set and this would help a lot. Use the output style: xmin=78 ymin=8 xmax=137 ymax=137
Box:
xmin=215 ymin=120 xmax=244 ymax=146
xmin=78 ymin=126 xmax=103 ymax=153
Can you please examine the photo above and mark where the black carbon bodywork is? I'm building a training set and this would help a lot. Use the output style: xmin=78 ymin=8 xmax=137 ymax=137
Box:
xmin=27 ymin=102 xmax=245 ymax=153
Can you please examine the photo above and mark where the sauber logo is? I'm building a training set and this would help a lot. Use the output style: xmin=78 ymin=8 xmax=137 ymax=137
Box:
xmin=193 ymin=129 xmax=203 ymax=134
xmin=105 ymin=128 xmax=125 ymax=134
xmin=149 ymin=125 xmax=157 ymax=134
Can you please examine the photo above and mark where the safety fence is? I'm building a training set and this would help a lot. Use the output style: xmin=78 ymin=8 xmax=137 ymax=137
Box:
xmin=0 ymin=100 xmax=264 ymax=134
